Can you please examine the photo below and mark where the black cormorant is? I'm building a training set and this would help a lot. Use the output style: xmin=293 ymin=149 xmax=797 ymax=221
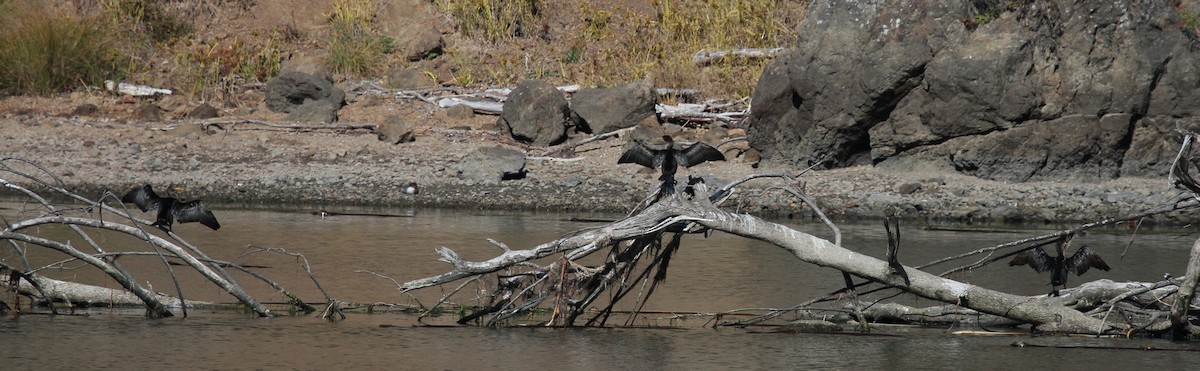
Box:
xmin=618 ymin=135 xmax=725 ymax=197
xmin=121 ymin=184 xmax=220 ymax=231
xmin=1009 ymin=241 xmax=1110 ymax=296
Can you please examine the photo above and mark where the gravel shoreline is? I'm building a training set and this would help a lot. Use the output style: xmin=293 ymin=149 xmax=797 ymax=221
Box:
xmin=2 ymin=113 xmax=1195 ymax=226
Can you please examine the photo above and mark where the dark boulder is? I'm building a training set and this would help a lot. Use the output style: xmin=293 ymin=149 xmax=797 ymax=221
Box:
xmin=188 ymin=103 xmax=219 ymax=119
xmin=745 ymin=0 xmax=1200 ymax=182
xmin=456 ymin=146 xmax=527 ymax=184
xmin=396 ymin=18 xmax=445 ymax=61
xmin=71 ymin=104 xmax=98 ymax=116
xmin=570 ymin=79 xmax=656 ymax=134
xmin=265 ymin=71 xmax=346 ymax=123
xmin=376 ymin=115 xmax=416 ymax=144
xmin=132 ymin=104 xmax=164 ymax=121
xmin=499 ymin=80 xmax=570 ymax=146
xmin=386 ymin=67 xmax=436 ymax=89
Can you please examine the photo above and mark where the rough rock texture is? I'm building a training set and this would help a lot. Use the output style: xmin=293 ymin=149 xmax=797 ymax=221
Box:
xmin=499 ymin=80 xmax=570 ymax=146
xmin=746 ymin=0 xmax=1200 ymax=182
xmin=265 ymin=71 xmax=346 ymax=123
xmin=188 ymin=103 xmax=219 ymax=119
xmin=133 ymin=104 xmax=165 ymax=121
xmin=570 ymin=79 xmax=656 ymax=134
xmin=456 ymin=146 xmax=527 ymax=184
xmin=71 ymin=104 xmax=98 ymax=116
xmin=1 ymin=108 xmax=1194 ymax=225
xmin=395 ymin=18 xmax=444 ymax=61
xmin=386 ymin=68 xmax=436 ymax=89
xmin=376 ymin=115 xmax=415 ymax=144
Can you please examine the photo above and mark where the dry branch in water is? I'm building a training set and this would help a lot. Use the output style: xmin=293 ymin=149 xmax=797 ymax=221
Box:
xmin=401 ymin=136 xmax=1200 ymax=337
xmin=0 ymin=158 xmax=325 ymax=318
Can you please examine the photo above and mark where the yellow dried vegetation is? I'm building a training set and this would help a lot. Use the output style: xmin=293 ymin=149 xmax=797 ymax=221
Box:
xmin=436 ymin=0 xmax=808 ymax=100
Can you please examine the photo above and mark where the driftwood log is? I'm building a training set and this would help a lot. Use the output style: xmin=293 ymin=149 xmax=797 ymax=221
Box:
xmin=691 ymin=47 xmax=787 ymax=66
xmin=0 ymin=158 xmax=326 ymax=318
xmin=404 ymin=190 xmax=1174 ymax=333
xmin=400 ymin=132 xmax=1200 ymax=336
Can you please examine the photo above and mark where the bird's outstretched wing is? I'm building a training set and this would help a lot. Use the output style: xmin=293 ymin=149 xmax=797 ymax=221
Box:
xmin=174 ymin=200 xmax=221 ymax=230
xmin=121 ymin=184 xmax=161 ymax=212
xmin=618 ymin=143 xmax=661 ymax=169
xmin=1009 ymin=246 xmax=1053 ymax=273
xmin=676 ymin=142 xmax=725 ymax=168
xmin=1065 ymin=245 xmax=1110 ymax=276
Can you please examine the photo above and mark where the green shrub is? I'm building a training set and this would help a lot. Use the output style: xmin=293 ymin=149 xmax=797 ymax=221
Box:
xmin=0 ymin=2 xmax=124 ymax=95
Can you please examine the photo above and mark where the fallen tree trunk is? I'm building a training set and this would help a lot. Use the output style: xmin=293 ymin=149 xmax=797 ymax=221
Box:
xmin=2 ymin=268 xmax=208 ymax=308
xmin=1 ymin=160 xmax=329 ymax=318
xmin=4 ymin=215 xmax=274 ymax=317
xmin=1172 ymin=238 xmax=1200 ymax=339
xmin=403 ymin=193 xmax=1125 ymax=333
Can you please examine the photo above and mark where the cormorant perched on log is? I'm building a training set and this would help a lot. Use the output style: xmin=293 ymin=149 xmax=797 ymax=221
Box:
xmin=121 ymin=184 xmax=220 ymax=231
xmin=618 ymin=135 xmax=725 ymax=197
xmin=1009 ymin=240 xmax=1110 ymax=296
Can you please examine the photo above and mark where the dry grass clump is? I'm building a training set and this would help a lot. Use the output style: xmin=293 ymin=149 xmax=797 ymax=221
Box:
xmin=438 ymin=0 xmax=542 ymax=41
xmin=324 ymin=0 xmax=395 ymax=77
xmin=436 ymin=0 xmax=808 ymax=100
xmin=1 ymin=0 xmax=807 ymax=103
xmin=0 ymin=2 xmax=125 ymax=95
xmin=98 ymin=0 xmax=192 ymax=43
xmin=171 ymin=30 xmax=286 ymax=99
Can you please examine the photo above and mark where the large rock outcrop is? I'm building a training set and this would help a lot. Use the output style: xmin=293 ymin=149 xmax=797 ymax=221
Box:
xmin=745 ymin=0 xmax=1200 ymax=182
xmin=570 ymin=79 xmax=657 ymax=134
xmin=498 ymin=80 xmax=570 ymax=146
xmin=265 ymin=71 xmax=346 ymax=123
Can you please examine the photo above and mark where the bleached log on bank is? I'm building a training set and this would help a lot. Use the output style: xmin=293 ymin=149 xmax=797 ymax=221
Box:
xmin=691 ymin=47 xmax=786 ymax=66
xmin=437 ymin=97 xmax=504 ymax=114
xmin=105 ymin=80 xmax=172 ymax=96
xmin=657 ymin=103 xmax=744 ymax=124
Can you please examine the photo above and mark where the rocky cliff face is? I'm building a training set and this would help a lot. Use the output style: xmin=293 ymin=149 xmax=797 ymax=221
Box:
xmin=745 ymin=0 xmax=1200 ymax=182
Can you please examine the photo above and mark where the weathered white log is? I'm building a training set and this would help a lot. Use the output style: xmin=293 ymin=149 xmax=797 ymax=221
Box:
xmin=403 ymin=195 xmax=1119 ymax=333
xmin=5 ymin=216 xmax=273 ymax=317
xmin=3 ymin=271 xmax=208 ymax=308
xmin=654 ymin=88 xmax=702 ymax=97
xmin=1172 ymin=238 xmax=1200 ymax=337
xmin=1 ymin=231 xmax=175 ymax=317
xmin=691 ymin=47 xmax=786 ymax=66
xmin=105 ymin=80 xmax=171 ymax=96
xmin=437 ymin=97 xmax=504 ymax=114
xmin=853 ymin=302 xmax=1018 ymax=326
xmin=656 ymin=103 xmax=743 ymax=123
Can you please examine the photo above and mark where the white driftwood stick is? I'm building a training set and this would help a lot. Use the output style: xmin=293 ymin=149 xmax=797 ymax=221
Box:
xmin=105 ymin=80 xmax=172 ymax=96
xmin=654 ymin=88 xmax=702 ymax=97
xmin=657 ymin=103 xmax=743 ymax=123
xmin=691 ymin=47 xmax=787 ymax=66
xmin=437 ymin=97 xmax=504 ymax=114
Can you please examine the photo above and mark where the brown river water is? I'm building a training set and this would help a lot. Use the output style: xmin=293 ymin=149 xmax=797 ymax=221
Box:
xmin=4 ymin=202 xmax=1200 ymax=369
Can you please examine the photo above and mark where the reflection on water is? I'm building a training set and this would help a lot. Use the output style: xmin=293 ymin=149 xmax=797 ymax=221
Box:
xmin=4 ymin=202 xmax=1200 ymax=368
